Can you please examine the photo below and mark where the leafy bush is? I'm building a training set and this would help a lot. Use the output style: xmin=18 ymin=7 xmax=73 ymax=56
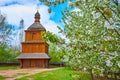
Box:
xmin=43 ymin=31 xmax=65 ymax=63
xmin=0 ymin=46 xmax=20 ymax=62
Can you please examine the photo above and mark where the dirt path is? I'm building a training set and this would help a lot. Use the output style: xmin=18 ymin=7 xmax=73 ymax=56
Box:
xmin=0 ymin=68 xmax=60 ymax=80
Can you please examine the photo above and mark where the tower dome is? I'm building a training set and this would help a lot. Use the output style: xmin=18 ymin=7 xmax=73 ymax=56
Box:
xmin=35 ymin=11 xmax=40 ymax=17
xmin=34 ymin=10 xmax=40 ymax=22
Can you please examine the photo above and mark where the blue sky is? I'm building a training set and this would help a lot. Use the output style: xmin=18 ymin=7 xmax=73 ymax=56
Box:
xmin=49 ymin=2 xmax=68 ymax=26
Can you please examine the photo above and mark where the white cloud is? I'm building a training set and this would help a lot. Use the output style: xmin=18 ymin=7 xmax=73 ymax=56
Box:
xmin=72 ymin=8 xmax=81 ymax=12
xmin=0 ymin=4 xmax=60 ymax=35
xmin=44 ymin=21 xmax=59 ymax=34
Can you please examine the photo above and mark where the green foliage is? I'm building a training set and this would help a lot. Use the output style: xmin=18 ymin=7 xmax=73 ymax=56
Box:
xmin=16 ymin=68 xmax=92 ymax=80
xmin=48 ymin=43 xmax=66 ymax=63
xmin=43 ymin=31 xmax=65 ymax=62
xmin=43 ymin=31 xmax=59 ymax=43
xmin=0 ymin=46 xmax=20 ymax=62
xmin=0 ymin=46 xmax=11 ymax=61
xmin=39 ymin=0 xmax=66 ymax=6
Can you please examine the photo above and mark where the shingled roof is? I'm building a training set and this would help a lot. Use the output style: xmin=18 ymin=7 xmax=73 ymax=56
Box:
xmin=17 ymin=53 xmax=50 ymax=59
xmin=27 ymin=11 xmax=46 ymax=31
xmin=27 ymin=22 xmax=46 ymax=30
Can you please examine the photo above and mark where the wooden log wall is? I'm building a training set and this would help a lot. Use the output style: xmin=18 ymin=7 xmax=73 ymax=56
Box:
xmin=22 ymin=43 xmax=48 ymax=53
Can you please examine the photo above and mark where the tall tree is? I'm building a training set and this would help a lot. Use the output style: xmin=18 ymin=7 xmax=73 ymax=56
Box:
xmin=60 ymin=0 xmax=120 ymax=78
xmin=0 ymin=12 xmax=19 ymax=62
xmin=42 ymin=0 xmax=120 ymax=79
xmin=0 ymin=12 xmax=13 ymax=46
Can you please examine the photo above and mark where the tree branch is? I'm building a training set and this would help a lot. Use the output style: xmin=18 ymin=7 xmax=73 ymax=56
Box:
xmin=96 ymin=7 xmax=120 ymax=36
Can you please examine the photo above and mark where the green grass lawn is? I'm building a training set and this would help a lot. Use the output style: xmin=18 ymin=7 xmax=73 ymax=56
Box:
xmin=0 ymin=66 xmax=19 ymax=70
xmin=0 ymin=75 xmax=7 ymax=80
xmin=16 ymin=68 xmax=92 ymax=80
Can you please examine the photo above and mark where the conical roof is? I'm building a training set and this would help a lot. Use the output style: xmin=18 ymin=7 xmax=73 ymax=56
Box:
xmin=27 ymin=11 xmax=46 ymax=31
xmin=27 ymin=22 xmax=46 ymax=30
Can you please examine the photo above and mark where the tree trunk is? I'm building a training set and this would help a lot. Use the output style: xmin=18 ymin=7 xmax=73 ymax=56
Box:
xmin=89 ymin=69 xmax=94 ymax=80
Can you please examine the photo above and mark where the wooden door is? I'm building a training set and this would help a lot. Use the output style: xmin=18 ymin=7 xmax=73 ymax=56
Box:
xmin=30 ymin=59 xmax=36 ymax=67
xmin=44 ymin=60 xmax=48 ymax=68
xmin=22 ymin=59 xmax=30 ymax=68
xmin=37 ymin=59 xmax=44 ymax=68
xmin=37 ymin=60 xmax=41 ymax=67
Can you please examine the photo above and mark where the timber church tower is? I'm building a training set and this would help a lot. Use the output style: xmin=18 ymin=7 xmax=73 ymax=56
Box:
xmin=17 ymin=11 xmax=50 ymax=68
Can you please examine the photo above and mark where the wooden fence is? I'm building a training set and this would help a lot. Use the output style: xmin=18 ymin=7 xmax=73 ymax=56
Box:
xmin=0 ymin=62 xmax=65 ymax=67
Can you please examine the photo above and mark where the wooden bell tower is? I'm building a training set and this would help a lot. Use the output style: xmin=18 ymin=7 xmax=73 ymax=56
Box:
xmin=17 ymin=11 xmax=50 ymax=68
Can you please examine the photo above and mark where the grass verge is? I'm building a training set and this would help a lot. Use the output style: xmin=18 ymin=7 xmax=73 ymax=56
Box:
xmin=0 ymin=66 xmax=19 ymax=70
xmin=0 ymin=75 xmax=7 ymax=80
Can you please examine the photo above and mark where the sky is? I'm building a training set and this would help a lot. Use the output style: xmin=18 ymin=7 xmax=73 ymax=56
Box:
xmin=0 ymin=0 xmax=67 ymax=34
xmin=0 ymin=0 xmax=67 ymax=46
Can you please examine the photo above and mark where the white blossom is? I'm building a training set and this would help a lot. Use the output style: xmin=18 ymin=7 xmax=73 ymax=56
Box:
xmin=118 ymin=62 xmax=120 ymax=68
xmin=106 ymin=60 xmax=113 ymax=67
xmin=63 ymin=55 xmax=69 ymax=62
xmin=83 ymin=67 xmax=87 ymax=71
xmin=77 ymin=60 xmax=81 ymax=63
xmin=104 ymin=21 xmax=114 ymax=29
xmin=92 ymin=12 xmax=100 ymax=19
xmin=88 ymin=30 xmax=92 ymax=34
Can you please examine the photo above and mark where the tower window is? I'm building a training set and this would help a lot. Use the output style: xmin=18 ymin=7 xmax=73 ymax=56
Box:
xmin=32 ymin=33 xmax=36 ymax=40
